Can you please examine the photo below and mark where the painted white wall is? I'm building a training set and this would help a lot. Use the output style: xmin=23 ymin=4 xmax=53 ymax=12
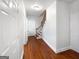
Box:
xmin=0 ymin=0 xmax=27 ymax=59
xmin=0 ymin=10 xmax=20 ymax=59
xmin=43 ymin=0 xmax=70 ymax=53
xmin=0 ymin=12 xmax=16 ymax=54
xmin=27 ymin=15 xmax=44 ymax=36
xmin=35 ymin=16 xmax=44 ymax=28
xmin=56 ymin=0 xmax=70 ymax=52
xmin=70 ymin=0 xmax=79 ymax=53
xmin=43 ymin=1 xmax=56 ymax=52
xmin=27 ymin=17 xmax=36 ymax=36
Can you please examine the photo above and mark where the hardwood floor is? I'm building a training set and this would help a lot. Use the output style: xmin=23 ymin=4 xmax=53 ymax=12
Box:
xmin=23 ymin=36 xmax=79 ymax=59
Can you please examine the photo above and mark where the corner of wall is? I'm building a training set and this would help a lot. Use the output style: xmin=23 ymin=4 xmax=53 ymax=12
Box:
xmin=42 ymin=36 xmax=70 ymax=53
xmin=70 ymin=45 xmax=79 ymax=53
xmin=42 ymin=37 xmax=57 ymax=53
xmin=56 ymin=46 xmax=70 ymax=53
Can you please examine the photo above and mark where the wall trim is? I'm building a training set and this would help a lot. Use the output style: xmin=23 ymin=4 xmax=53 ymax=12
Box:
xmin=42 ymin=37 xmax=56 ymax=53
xmin=70 ymin=46 xmax=79 ymax=53
xmin=42 ymin=37 xmax=70 ymax=53
xmin=56 ymin=46 xmax=70 ymax=53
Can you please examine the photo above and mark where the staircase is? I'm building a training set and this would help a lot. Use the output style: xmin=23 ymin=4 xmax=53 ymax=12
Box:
xmin=36 ymin=10 xmax=46 ymax=39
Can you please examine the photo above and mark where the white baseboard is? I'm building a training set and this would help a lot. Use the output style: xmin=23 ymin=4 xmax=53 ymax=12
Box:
xmin=21 ymin=50 xmax=24 ymax=59
xmin=42 ymin=37 xmax=56 ymax=53
xmin=56 ymin=46 xmax=70 ymax=53
xmin=42 ymin=37 xmax=70 ymax=53
xmin=70 ymin=46 xmax=79 ymax=53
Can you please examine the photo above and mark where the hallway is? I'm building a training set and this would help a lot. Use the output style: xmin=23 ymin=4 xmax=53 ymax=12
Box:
xmin=23 ymin=36 xmax=79 ymax=59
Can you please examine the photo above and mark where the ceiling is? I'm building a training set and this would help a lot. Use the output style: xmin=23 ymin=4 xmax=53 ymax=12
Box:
xmin=23 ymin=0 xmax=55 ymax=16
xmin=23 ymin=0 xmax=76 ymax=17
xmin=0 ymin=0 xmax=20 ymax=16
xmin=23 ymin=0 xmax=55 ymax=9
xmin=59 ymin=0 xmax=76 ymax=3
xmin=0 ymin=0 xmax=77 ymax=17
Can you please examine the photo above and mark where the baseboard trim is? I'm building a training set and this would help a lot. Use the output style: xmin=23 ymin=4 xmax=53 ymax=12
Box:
xmin=56 ymin=46 xmax=70 ymax=53
xmin=42 ymin=37 xmax=70 ymax=53
xmin=42 ymin=37 xmax=56 ymax=53
xmin=70 ymin=46 xmax=79 ymax=53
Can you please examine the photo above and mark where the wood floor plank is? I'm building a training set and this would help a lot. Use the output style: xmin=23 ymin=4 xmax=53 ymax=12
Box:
xmin=23 ymin=36 xmax=79 ymax=59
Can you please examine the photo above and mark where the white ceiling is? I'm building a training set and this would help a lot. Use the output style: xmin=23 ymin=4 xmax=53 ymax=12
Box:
xmin=59 ymin=0 xmax=76 ymax=3
xmin=23 ymin=0 xmax=76 ymax=17
xmin=23 ymin=0 xmax=55 ymax=16
xmin=0 ymin=0 xmax=21 ymax=17
xmin=23 ymin=0 xmax=55 ymax=10
xmin=0 ymin=0 xmax=76 ymax=17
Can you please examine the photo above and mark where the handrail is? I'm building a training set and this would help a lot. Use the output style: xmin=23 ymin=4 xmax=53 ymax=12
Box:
xmin=36 ymin=10 xmax=46 ymax=39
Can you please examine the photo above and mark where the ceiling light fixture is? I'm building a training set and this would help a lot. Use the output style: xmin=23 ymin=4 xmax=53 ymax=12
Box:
xmin=31 ymin=2 xmax=42 ymax=11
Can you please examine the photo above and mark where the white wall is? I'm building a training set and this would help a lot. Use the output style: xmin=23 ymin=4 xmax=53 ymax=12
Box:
xmin=56 ymin=0 xmax=70 ymax=53
xmin=0 ymin=10 xmax=20 ymax=59
xmin=42 ymin=0 xmax=79 ymax=53
xmin=27 ymin=14 xmax=44 ymax=36
xmin=0 ymin=0 xmax=26 ymax=59
xmin=0 ymin=12 xmax=16 ymax=54
xmin=35 ymin=15 xmax=44 ymax=28
xmin=43 ymin=0 xmax=70 ymax=53
xmin=43 ymin=1 xmax=56 ymax=52
xmin=70 ymin=0 xmax=79 ymax=53
xmin=28 ymin=17 xmax=36 ymax=36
